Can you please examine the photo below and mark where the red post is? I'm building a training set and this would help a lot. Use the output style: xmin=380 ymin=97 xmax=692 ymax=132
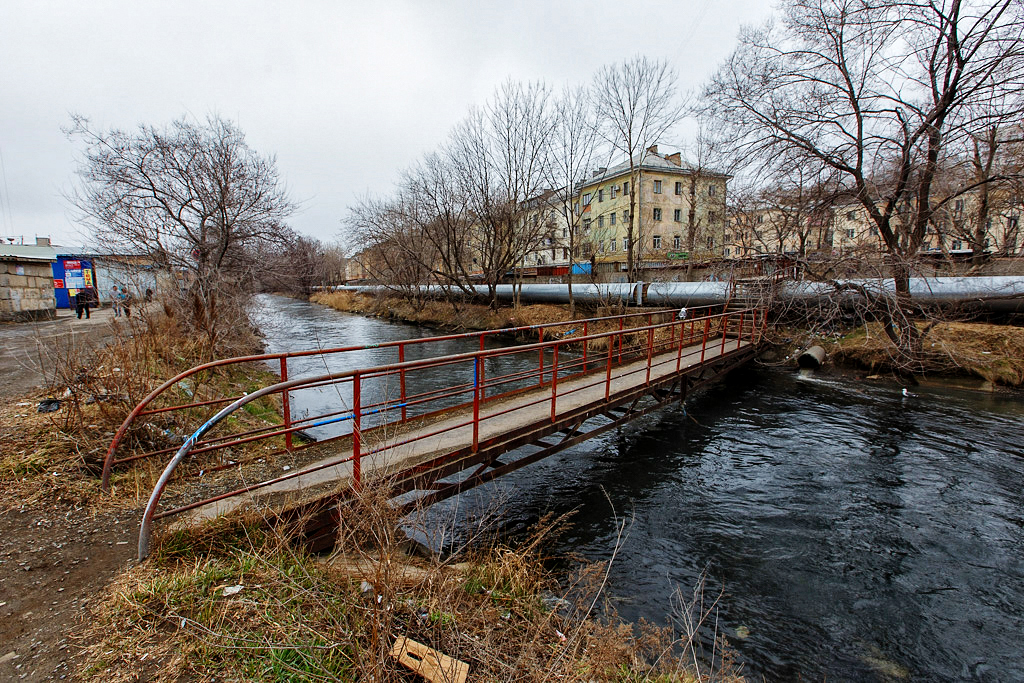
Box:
xmin=605 ymin=334 xmax=613 ymax=401
xmin=720 ymin=314 xmax=729 ymax=356
xmin=677 ymin=320 xmax=684 ymax=371
xmin=280 ymin=357 xmax=292 ymax=452
xmin=645 ymin=327 xmax=653 ymax=385
xmin=352 ymin=373 xmax=361 ymax=490
xmin=582 ymin=321 xmax=588 ymax=373
xmin=479 ymin=334 xmax=486 ymax=402
xmin=550 ymin=343 xmax=559 ymax=422
xmin=737 ymin=311 xmax=745 ymax=350
xmin=398 ymin=343 xmax=407 ymax=422
xmin=472 ymin=357 xmax=481 ymax=452
xmin=618 ymin=317 xmax=623 ymax=364
xmin=700 ymin=317 xmax=710 ymax=363
xmin=538 ymin=327 xmax=545 ymax=387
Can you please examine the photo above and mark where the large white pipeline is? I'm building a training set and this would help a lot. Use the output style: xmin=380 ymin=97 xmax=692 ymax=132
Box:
xmin=331 ymin=276 xmax=1024 ymax=312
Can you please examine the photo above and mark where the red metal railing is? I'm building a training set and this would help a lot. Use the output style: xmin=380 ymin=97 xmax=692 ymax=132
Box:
xmin=135 ymin=305 xmax=766 ymax=558
xmin=102 ymin=306 xmax=726 ymax=489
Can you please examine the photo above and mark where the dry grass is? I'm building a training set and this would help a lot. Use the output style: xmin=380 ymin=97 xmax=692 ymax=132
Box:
xmin=0 ymin=312 xmax=284 ymax=512
xmin=830 ymin=321 xmax=1024 ymax=385
xmin=78 ymin=488 xmax=746 ymax=682
xmin=312 ymin=291 xmax=589 ymax=335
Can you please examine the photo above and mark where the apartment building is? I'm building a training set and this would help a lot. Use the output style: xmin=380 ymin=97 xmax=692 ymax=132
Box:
xmin=576 ymin=147 xmax=729 ymax=279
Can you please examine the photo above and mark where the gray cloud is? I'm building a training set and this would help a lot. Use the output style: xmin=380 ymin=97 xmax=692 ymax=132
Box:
xmin=0 ymin=0 xmax=774 ymax=247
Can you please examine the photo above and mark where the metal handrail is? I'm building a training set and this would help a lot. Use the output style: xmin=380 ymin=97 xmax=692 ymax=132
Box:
xmin=101 ymin=305 xmax=725 ymax=489
xmin=137 ymin=306 xmax=764 ymax=558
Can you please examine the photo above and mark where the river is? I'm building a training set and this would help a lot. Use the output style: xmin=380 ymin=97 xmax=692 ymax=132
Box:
xmin=255 ymin=294 xmax=1024 ymax=682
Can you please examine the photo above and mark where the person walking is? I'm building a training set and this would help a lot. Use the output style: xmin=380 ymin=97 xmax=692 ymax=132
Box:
xmin=119 ymin=287 xmax=132 ymax=318
xmin=74 ymin=288 xmax=91 ymax=319
xmin=110 ymin=285 xmax=122 ymax=317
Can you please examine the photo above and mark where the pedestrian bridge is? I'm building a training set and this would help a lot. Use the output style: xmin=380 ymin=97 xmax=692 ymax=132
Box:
xmin=101 ymin=305 xmax=766 ymax=559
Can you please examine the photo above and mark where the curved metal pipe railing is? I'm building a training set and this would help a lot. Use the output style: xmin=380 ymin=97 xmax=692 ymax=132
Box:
xmin=103 ymin=305 xmax=726 ymax=489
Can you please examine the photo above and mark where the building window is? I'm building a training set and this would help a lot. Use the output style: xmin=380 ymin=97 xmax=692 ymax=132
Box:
xmin=653 ymin=207 xmax=662 ymax=221
xmin=562 ymin=228 xmax=568 ymax=238
xmin=598 ymin=215 xmax=604 ymax=228
xmin=563 ymin=248 xmax=569 ymax=259
xmin=847 ymin=210 xmax=857 ymax=220
xmin=757 ymin=214 xmax=764 ymax=224
xmin=846 ymin=229 xmax=855 ymax=239
xmin=610 ymin=238 xmax=616 ymax=252
xmin=653 ymin=180 xmax=662 ymax=194
xmin=673 ymin=235 xmax=681 ymax=249
xmin=725 ymin=247 xmax=731 ymax=257
xmin=623 ymin=182 xmax=629 ymax=195
xmin=610 ymin=212 xmax=616 ymax=226
xmin=652 ymin=235 xmax=661 ymax=249
xmin=583 ymin=218 xmax=591 ymax=231
xmin=610 ymin=185 xmax=617 ymax=199
xmin=623 ymin=237 xmax=630 ymax=251
xmin=706 ymin=236 xmax=715 ymax=248
xmin=708 ymin=184 xmax=716 ymax=196
xmin=708 ymin=211 xmax=717 ymax=222
xmin=583 ymin=193 xmax=591 ymax=206
xmin=952 ymin=240 xmax=963 ymax=250
xmin=673 ymin=208 xmax=682 ymax=222
xmin=623 ymin=210 xmax=629 ymax=221
xmin=675 ymin=181 xmax=682 ymax=195
xmin=598 ymin=189 xmax=604 ymax=202
xmin=954 ymin=198 xmax=964 ymax=214
xmin=551 ymin=249 xmax=556 ymax=260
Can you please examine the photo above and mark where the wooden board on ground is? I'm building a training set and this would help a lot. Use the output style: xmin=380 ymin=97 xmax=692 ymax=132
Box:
xmin=391 ymin=637 xmax=469 ymax=683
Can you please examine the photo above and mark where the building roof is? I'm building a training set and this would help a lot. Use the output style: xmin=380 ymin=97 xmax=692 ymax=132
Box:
xmin=582 ymin=149 xmax=731 ymax=187
xmin=0 ymin=244 xmax=58 ymax=262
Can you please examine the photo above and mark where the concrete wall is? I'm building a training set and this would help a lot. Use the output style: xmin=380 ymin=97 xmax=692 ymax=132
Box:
xmin=0 ymin=259 xmax=56 ymax=321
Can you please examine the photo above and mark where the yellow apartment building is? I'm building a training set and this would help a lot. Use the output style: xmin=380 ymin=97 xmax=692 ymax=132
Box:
xmin=576 ymin=146 xmax=729 ymax=279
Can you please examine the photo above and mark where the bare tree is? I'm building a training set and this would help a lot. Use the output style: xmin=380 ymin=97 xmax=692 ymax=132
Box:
xmin=545 ymin=85 xmax=599 ymax=315
xmin=703 ymin=0 xmax=1024 ymax=356
xmin=68 ymin=114 xmax=294 ymax=353
xmin=593 ymin=56 xmax=685 ymax=282
xmin=448 ymin=80 xmax=555 ymax=308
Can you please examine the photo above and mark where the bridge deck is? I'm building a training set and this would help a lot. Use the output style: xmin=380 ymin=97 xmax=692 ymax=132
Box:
xmin=180 ymin=334 xmax=752 ymax=523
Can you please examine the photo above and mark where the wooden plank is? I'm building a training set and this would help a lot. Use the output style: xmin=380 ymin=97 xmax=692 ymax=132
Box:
xmin=391 ymin=637 xmax=469 ymax=683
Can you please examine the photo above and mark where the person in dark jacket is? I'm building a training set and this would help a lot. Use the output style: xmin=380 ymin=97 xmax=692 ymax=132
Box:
xmin=74 ymin=289 xmax=91 ymax=319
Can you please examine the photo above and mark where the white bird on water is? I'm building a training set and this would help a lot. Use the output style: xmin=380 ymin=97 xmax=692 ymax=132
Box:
xmin=902 ymin=387 xmax=916 ymax=398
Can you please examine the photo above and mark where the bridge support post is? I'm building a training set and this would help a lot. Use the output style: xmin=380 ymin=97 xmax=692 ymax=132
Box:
xmin=538 ymin=327 xmax=544 ymax=387
xmin=701 ymin=318 xmax=710 ymax=363
xmin=398 ymin=343 xmax=407 ymax=422
xmin=605 ymin=334 xmax=613 ymax=401
xmin=280 ymin=357 xmax=293 ymax=452
xmin=582 ymin=321 xmax=588 ymax=373
xmin=473 ymin=357 xmax=481 ymax=452
xmin=352 ymin=372 xmax=361 ymax=489
xmin=551 ymin=343 xmax=559 ymax=422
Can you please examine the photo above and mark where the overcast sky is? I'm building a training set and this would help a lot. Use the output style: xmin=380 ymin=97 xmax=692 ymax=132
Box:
xmin=0 ymin=0 xmax=775 ymax=247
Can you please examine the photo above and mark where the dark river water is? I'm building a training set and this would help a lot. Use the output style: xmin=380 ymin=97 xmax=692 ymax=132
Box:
xmin=255 ymin=295 xmax=1024 ymax=682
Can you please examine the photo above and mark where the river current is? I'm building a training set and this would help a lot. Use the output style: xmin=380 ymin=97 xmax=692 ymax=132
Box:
xmin=255 ymin=294 xmax=1024 ymax=682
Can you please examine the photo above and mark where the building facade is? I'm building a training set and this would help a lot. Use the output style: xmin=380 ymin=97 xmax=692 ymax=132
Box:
xmin=576 ymin=147 xmax=729 ymax=280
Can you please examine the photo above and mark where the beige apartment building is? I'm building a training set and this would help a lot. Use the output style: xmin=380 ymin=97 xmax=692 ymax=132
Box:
xmin=576 ymin=147 xmax=729 ymax=280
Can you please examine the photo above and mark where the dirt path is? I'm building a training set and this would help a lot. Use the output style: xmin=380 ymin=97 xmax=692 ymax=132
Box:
xmin=0 ymin=308 xmax=135 ymax=400
xmin=0 ymin=504 xmax=135 ymax=681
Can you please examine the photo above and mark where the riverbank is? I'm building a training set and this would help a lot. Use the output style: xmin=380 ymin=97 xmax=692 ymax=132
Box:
xmin=0 ymin=304 xmax=745 ymax=682
xmin=313 ymin=291 xmax=1024 ymax=388
xmin=311 ymin=289 xmax=592 ymax=335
